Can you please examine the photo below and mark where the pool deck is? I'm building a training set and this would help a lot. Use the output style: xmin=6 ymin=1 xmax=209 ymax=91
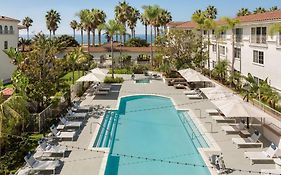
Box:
xmin=58 ymin=74 xmax=277 ymax=175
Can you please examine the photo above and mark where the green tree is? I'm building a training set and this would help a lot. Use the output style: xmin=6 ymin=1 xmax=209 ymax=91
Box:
xmin=212 ymin=59 xmax=228 ymax=82
xmin=96 ymin=10 xmax=107 ymax=46
xmin=142 ymin=5 xmax=161 ymax=65
xmin=66 ymin=47 xmax=88 ymax=84
xmin=70 ymin=20 xmax=78 ymax=38
xmin=236 ymin=8 xmax=251 ymax=16
xmin=158 ymin=9 xmax=172 ymax=34
xmin=269 ymin=23 xmax=281 ymax=37
xmin=22 ymin=17 xmax=33 ymax=39
xmin=18 ymin=38 xmax=31 ymax=52
xmin=269 ymin=6 xmax=278 ymax=11
xmin=222 ymin=17 xmax=240 ymax=76
xmin=203 ymin=18 xmax=216 ymax=72
xmin=45 ymin=9 xmax=61 ymax=37
xmin=91 ymin=9 xmax=106 ymax=47
xmin=205 ymin=5 xmax=217 ymax=19
xmin=127 ymin=7 xmax=140 ymax=38
xmin=140 ymin=13 xmax=149 ymax=42
xmin=253 ymin=7 xmax=266 ymax=14
xmin=115 ymin=1 xmax=131 ymax=43
xmin=101 ymin=20 xmax=125 ymax=78
xmin=78 ymin=9 xmax=93 ymax=51
xmin=78 ymin=22 xmax=84 ymax=45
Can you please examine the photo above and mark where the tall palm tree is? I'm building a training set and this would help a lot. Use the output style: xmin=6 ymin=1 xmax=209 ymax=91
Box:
xmin=22 ymin=17 xmax=33 ymax=39
xmin=192 ymin=10 xmax=207 ymax=69
xmin=45 ymin=9 xmax=61 ymax=37
xmin=222 ymin=17 xmax=240 ymax=77
xmin=237 ymin=8 xmax=251 ymax=16
xmin=214 ymin=25 xmax=228 ymax=62
xmin=18 ymin=37 xmax=31 ymax=52
xmin=101 ymin=20 xmax=124 ymax=78
xmin=205 ymin=5 xmax=217 ymax=19
xmin=96 ymin=10 xmax=107 ymax=46
xmin=140 ymin=13 xmax=149 ymax=42
xmin=115 ymin=1 xmax=131 ymax=43
xmin=159 ymin=9 xmax=172 ymax=33
xmin=97 ymin=24 xmax=104 ymax=46
xmin=78 ymin=9 xmax=93 ymax=51
xmin=142 ymin=5 xmax=161 ymax=65
xmin=269 ymin=6 xmax=278 ymax=11
xmin=203 ymin=18 xmax=216 ymax=72
xmin=78 ymin=22 xmax=84 ymax=46
xmin=253 ymin=7 xmax=266 ymax=14
xmin=70 ymin=20 xmax=78 ymax=38
xmin=127 ymin=7 xmax=140 ymax=38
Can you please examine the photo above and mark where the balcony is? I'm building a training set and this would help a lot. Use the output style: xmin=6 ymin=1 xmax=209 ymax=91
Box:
xmin=0 ymin=30 xmax=14 ymax=35
xmin=251 ymin=35 xmax=267 ymax=44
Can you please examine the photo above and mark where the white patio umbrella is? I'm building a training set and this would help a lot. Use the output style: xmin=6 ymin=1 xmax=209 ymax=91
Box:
xmin=178 ymin=68 xmax=211 ymax=82
xmin=90 ymin=68 xmax=108 ymax=76
xmin=77 ymin=73 xmax=103 ymax=82
xmin=200 ymin=86 xmax=233 ymax=100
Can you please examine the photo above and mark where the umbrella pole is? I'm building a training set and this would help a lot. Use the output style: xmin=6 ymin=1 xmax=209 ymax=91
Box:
xmin=246 ymin=117 xmax=249 ymax=129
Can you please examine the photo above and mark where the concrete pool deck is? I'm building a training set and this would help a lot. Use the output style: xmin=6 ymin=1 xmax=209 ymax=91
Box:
xmin=59 ymin=74 xmax=276 ymax=175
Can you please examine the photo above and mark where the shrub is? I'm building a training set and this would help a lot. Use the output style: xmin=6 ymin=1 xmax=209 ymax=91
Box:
xmin=125 ymin=38 xmax=149 ymax=47
xmin=137 ymin=54 xmax=150 ymax=62
xmin=56 ymin=35 xmax=79 ymax=47
xmin=108 ymin=68 xmax=132 ymax=74
xmin=132 ymin=65 xmax=149 ymax=74
xmin=104 ymin=76 xmax=124 ymax=83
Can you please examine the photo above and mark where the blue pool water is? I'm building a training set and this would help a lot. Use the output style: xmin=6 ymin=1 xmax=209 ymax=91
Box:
xmin=94 ymin=95 xmax=210 ymax=175
xmin=135 ymin=79 xmax=150 ymax=84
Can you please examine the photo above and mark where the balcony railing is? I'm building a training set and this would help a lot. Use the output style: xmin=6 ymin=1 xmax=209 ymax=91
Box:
xmin=251 ymin=35 xmax=267 ymax=44
xmin=0 ymin=30 xmax=14 ymax=35
xmin=235 ymin=35 xmax=242 ymax=43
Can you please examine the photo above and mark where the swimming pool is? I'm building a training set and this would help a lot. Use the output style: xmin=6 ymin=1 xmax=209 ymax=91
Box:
xmin=94 ymin=95 xmax=210 ymax=175
xmin=135 ymin=78 xmax=150 ymax=83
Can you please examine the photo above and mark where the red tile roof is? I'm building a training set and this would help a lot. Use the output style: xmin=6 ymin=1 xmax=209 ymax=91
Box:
xmin=169 ymin=10 xmax=281 ymax=29
xmin=167 ymin=21 xmax=186 ymax=27
xmin=0 ymin=16 xmax=20 ymax=23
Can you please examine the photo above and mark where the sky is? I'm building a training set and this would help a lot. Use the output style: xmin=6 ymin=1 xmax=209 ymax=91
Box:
xmin=1 ymin=0 xmax=281 ymax=35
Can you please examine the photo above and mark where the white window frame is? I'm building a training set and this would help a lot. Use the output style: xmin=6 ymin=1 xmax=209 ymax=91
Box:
xmin=253 ymin=50 xmax=264 ymax=65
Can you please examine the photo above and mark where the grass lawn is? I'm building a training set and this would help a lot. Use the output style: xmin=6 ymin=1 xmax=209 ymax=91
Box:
xmin=62 ymin=71 xmax=84 ymax=85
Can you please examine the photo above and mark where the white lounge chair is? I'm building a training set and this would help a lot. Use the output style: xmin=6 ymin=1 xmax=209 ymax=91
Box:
xmin=66 ymin=111 xmax=88 ymax=120
xmin=261 ymin=168 xmax=281 ymax=175
xmin=186 ymin=92 xmax=202 ymax=99
xmin=183 ymin=90 xmax=198 ymax=95
xmin=221 ymin=122 xmax=246 ymax=134
xmin=50 ymin=125 xmax=76 ymax=141
xmin=212 ymin=115 xmax=236 ymax=123
xmin=38 ymin=139 xmax=68 ymax=157
xmin=24 ymin=153 xmax=61 ymax=174
xmin=244 ymin=143 xmax=278 ymax=164
xmin=206 ymin=109 xmax=220 ymax=115
xmin=232 ymin=131 xmax=263 ymax=148
xmin=59 ymin=117 xmax=82 ymax=129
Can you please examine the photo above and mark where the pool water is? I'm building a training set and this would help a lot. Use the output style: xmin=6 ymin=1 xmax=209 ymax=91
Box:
xmin=94 ymin=95 xmax=210 ymax=175
xmin=135 ymin=79 xmax=150 ymax=83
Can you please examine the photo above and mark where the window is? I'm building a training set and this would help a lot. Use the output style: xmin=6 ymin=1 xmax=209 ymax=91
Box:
xmin=219 ymin=31 xmax=226 ymax=40
xmin=234 ymin=48 xmax=241 ymax=59
xmin=4 ymin=25 xmax=8 ymax=34
xmin=9 ymin=26 xmax=13 ymax=34
xmin=0 ymin=25 xmax=2 ymax=34
xmin=212 ymin=30 xmax=215 ymax=35
xmin=279 ymin=32 xmax=281 ymax=45
xmin=4 ymin=41 xmax=8 ymax=49
xmin=219 ymin=45 xmax=226 ymax=55
xmin=203 ymin=30 xmax=207 ymax=35
xmin=253 ymin=76 xmax=263 ymax=84
xmin=212 ymin=61 xmax=216 ymax=68
xmin=253 ymin=50 xmax=264 ymax=64
xmin=212 ymin=44 xmax=217 ymax=53
xmin=235 ymin=28 xmax=243 ymax=42
xmin=251 ymin=27 xmax=266 ymax=44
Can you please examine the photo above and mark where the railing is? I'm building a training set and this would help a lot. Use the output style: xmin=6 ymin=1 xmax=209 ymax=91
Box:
xmin=251 ymin=35 xmax=267 ymax=44
xmin=251 ymin=99 xmax=281 ymax=119
xmin=0 ymin=30 xmax=14 ymax=35
xmin=235 ymin=35 xmax=242 ymax=43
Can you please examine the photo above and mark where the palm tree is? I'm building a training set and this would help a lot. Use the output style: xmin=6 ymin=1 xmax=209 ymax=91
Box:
xmin=213 ymin=59 xmax=228 ymax=82
xmin=18 ymin=38 xmax=31 ymax=52
xmin=269 ymin=23 xmax=281 ymax=37
xmin=78 ymin=9 xmax=93 ymax=51
xmin=78 ymin=22 xmax=84 ymax=46
xmin=140 ymin=14 xmax=149 ymax=42
xmin=101 ymin=20 xmax=124 ymax=78
xmin=214 ymin=25 xmax=228 ymax=62
xmin=269 ymin=6 xmax=278 ymax=11
xmin=192 ymin=10 xmax=207 ymax=69
xmin=127 ymin=7 xmax=140 ymax=38
xmin=159 ymin=9 xmax=172 ymax=33
xmin=205 ymin=5 xmax=217 ymax=19
xmin=203 ymin=18 xmax=216 ymax=72
xmin=142 ymin=5 xmax=161 ymax=65
xmin=97 ymin=24 xmax=104 ymax=46
xmin=66 ymin=47 xmax=88 ymax=84
xmin=253 ymin=7 xmax=266 ymax=14
xmin=70 ymin=20 xmax=78 ymax=38
xmin=45 ymin=9 xmax=61 ymax=37
xmin=237 ymin=8 xmax=251 ymax=16
xmin=22 ymin=17 xmax=33 ymax=39
xmin=222 ymin=17 xmax=240 ymax=77
xmin=96 ymin=10 xmax=107 ymax=46
xmin=115 ymin=1 xmax=131 ymax=43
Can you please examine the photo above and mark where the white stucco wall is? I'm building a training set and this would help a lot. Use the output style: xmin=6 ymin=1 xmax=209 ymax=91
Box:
xmin=0 ymin=20 xmax=18 ymax=82
xmin=208 ymin=21 xmax=281 ymax=91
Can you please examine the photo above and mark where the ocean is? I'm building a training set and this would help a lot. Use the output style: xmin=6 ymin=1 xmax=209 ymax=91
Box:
xmin=20 ymin=34 xmax=154 ymax=45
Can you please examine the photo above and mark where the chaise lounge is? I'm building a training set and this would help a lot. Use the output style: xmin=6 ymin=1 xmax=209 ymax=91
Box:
xmin=232 ymin=131 xmax=263 ymax=148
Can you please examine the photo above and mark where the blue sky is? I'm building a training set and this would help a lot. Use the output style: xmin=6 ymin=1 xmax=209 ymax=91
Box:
xmin=1 ymin=0 xmax=281 ymax=35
